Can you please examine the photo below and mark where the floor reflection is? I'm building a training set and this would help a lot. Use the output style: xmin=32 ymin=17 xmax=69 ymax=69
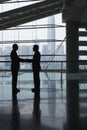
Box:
xmin=66 ymin=80 xmax=80 ymax=130
xmin=2 ymin=76 xmax=87 ymax=130
xmin=47 ymin=80 xmax=56 ymax=118
xmin=33 ymin=93 xmax=41 ymax=123
xmin=7 ymin=79 xmax=66 ymax=130
xmin=12 ymin=94 xmax=20 ymax=130
xmin=65 ymin=79 xmax=87 ymax=130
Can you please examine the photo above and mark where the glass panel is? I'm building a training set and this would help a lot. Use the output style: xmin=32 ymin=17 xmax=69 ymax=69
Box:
xmin=0 ymin=1 xmax=66 ymax=99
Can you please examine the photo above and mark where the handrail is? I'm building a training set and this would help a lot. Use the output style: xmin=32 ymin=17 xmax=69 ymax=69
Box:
xmin=0 ymin=54 xmax=66 ymax=58
xmin=0 ymin=59 xmax=87 ymax=63
xmin=0 ymin=60 xmax=87 ymax=80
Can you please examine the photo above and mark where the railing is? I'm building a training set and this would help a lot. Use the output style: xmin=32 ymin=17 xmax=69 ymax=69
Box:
xmin=0 ymin=54 xmax=66 ymax=70
xmin=0 ymin=55 xmax=87 ymax=80
xmin=0 ymin=57 xmax=87 ymax=93
xmin=0 ymin=55 xmax=87 ymax=71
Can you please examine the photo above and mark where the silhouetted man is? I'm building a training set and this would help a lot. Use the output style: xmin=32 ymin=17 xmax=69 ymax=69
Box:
xmin=10 ymin=44 xmax=27 ymax=94
xmin=28 ymin=45 xmax=41 ymax=93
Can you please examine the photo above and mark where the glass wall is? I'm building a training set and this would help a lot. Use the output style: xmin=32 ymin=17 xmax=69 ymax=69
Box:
xmin=0 ymin=0 xmax=66 ymax=100
xmin=0 ymin=0 xmax=66 ymax=69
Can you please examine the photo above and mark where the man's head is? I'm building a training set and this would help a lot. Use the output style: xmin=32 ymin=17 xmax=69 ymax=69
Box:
xmin=12 ymin=44 xmax=18 ymax=51
xmin=33 ymin=45 xmax=39 ymax=52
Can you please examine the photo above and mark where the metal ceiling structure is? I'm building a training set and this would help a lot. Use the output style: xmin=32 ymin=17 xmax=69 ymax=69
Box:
xmin=0 ymin=0 xmax=10 ymax=3
xmin=0 ymin=0 xmax=64 ymax=30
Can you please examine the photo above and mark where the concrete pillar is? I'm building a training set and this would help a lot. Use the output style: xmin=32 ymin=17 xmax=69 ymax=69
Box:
xmin=66 ymin=21 xmax=80 ymax=130
xmin=66 ymin=21 xmax=79 ymax=72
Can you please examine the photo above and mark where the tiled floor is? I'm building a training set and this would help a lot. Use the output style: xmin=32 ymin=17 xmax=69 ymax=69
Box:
xmin=0 ymin=78 xmax=66 ymax=130
xmin=0 ymin=72 xmax=87 ymax=130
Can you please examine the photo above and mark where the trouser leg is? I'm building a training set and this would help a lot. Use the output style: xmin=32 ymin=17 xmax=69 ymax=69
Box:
xmin=12 ymin=70 xmax=18 ymax=93
xmin=33 ymin=71 xmax=40 ymax=92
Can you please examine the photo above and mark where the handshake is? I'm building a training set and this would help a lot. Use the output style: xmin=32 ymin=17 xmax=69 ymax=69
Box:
xmin=25 ymin=59 xmax=32 ymax=62
xmin=20 ymin=58 xmax=32 ymax=62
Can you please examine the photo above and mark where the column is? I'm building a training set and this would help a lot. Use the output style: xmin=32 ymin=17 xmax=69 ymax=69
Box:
xmin=66 ymin=21 xmax=80 ymax=130
xmin=66 ymin=21 xmax=79 ymax=72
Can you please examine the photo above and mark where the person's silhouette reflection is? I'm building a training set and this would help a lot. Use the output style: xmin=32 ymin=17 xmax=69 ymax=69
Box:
xmin=10 ymin=44 xmax=28 ymax=94
xmin=12 ymin=94 xmax=20 ymax=130
xmin=33 ymin=93 xmax=41 ymax=123
xmin=28 ymin=45 xmax=41 ymax=93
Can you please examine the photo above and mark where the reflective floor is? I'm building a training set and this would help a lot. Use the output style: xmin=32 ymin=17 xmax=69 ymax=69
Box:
xmin=0 ymin=72 xmax=66 ymax=130
xmin=0 ymin=72 xmax=87 ymax=130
